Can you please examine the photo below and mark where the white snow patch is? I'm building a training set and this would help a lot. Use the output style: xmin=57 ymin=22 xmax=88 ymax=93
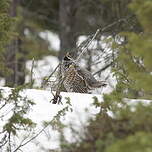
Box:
xmin=0 ymin=87 xmax=151 ymax=151
xmin=0 ymin=87 xmax=101 ymax=151
xmin=0 ymin=78 xmax=5 ymax=86
xmin=26 ymin=56 xmax=59 ymax=87
xmin=39 ymin=31 xmax=60 ymax=51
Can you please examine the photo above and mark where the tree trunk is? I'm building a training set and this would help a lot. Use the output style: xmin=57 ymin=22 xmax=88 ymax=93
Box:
xmin=5 ymin=0 xmax=25 ymax=87
xmin=58 ymin=0 xmax=78 ymax=60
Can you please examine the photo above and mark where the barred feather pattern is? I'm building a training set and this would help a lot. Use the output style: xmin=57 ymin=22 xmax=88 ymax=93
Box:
xmin=61 ymin=54 xmax=106 ymax=93
xmin=62 ymin=64 xmax=89 ymax=93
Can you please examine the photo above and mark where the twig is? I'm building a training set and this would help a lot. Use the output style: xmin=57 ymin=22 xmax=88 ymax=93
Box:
xmin=77 ymin=36 xmax=92 ymax=52
xmin=93 ymin=62 xmax=113 ymax=76
xmin=0 ymin=101 xmax=7 ymax=110
xmin=41 ymin=63 xmax=60 ymax=88
xmin=99 ymin=15 xmax=134 ymax=34
xmin=30 ymin=58 xmax=35 ymax=88
xmin=8 ymin=132 xmax=11 ymax=152
xmin=75 ymin=15 xmax=134 ymax=62
xmin=13 ymin=126 xmax=47 ymax=152
xmin=76 ymin=29 xmax=100 ymax=62
xmin=0 ymin=133 xmax=8 ymax=149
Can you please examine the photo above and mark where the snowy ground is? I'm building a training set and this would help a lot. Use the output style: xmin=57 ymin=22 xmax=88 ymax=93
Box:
xmin=0 ymin=87 xmax=102 ymax=151
xmin=0 ymin=87 xmax=151 ymax=151
xmin=26 ymin=90 xmax=102 ymax=151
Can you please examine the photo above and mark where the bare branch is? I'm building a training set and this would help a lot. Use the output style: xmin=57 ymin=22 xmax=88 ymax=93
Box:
xmin=76 ymin=29 xmax=100 ymax=62
xmin=41 ymin=63 xmax=60 ymax=88
xmin=30 ymin=58 xmax=35 ymax=88
xmin=13 ymin=126 xmax=47 ymax=152
xmin=93 ymin=62 xmax=113 ymax=76
xmin=75 ymin=16 xmax=133 ymax=63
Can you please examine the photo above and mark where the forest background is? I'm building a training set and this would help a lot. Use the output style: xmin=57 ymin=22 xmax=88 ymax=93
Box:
xmin=0 ymin=0 xmax=152 ymax=151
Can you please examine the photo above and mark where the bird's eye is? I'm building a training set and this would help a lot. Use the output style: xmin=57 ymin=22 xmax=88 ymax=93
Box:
xmin=63 ymin=56 xmax=71 ymax=61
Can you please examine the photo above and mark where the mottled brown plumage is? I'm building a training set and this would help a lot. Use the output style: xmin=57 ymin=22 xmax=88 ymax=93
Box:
xmin=61 ymin=53 xmax=106 ymax=93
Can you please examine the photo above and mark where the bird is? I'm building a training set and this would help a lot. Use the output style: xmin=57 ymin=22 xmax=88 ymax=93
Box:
xmin=60 ymin=53 xmax=106 ymax=93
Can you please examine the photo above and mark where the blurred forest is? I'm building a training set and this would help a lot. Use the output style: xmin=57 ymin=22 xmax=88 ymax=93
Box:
xmin=0 ymin=0 xmax=138 ymax=87
xmin=0 ymin=0 xmax=152 ymax=151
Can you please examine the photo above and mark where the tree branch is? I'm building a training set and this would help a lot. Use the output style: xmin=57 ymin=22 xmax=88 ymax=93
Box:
xmin=93 ymin=62 xmax=113 ymax=76
xmin=76 ymin=29 xmax=100 ymax=62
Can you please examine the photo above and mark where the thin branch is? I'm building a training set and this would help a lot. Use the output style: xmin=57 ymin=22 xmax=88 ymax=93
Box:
xmin=77 ymin=36 xmax=92 ymax=52
xmin=13 ymin=126 xmax=47 ymax=152
xmin=0 ymin=101 xmax=7 ymax=110
xmin=76 ymin=29 xmax=100 ymax=62
xmin=93 ymin=62 xmax=113 ymax=76
xmin=0 ymin=133 xmax=8 ymax=149
xmin=30 ymin=58 xmax=35 ymax=88
xmin=8 ymin=132 xmax=12 ymax=152
xmin=41 ymin=63 xmax=60 ymax=88
xmin=75 ymin=16 xmax=133 ymax=63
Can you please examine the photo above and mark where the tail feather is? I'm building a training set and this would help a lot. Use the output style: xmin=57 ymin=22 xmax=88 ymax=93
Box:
xmin=90 ymin=81 xmax=107 ymax=88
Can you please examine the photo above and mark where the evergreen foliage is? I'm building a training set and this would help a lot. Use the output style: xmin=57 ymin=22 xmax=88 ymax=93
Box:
xmin=113 ymin=0 xmax=152 ymax=99
xmin=0 ymin=3 xmax=36 ymax=150
xmin=106 ymin=132 xmax=152 ymax=152
xmin=0 ymin=0 xmax=14 ymax=76
xmin=0 ymin=86 xmax=35 ymax=151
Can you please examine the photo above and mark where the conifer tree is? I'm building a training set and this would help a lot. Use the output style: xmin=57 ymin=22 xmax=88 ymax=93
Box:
xmin=113 ymin=0 xmax=152 ymax=99
xmin=0 ymin=0 xmax=13 ymax=76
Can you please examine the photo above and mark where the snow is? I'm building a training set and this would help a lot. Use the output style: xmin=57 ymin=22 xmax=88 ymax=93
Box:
xmin=0 ymin=87 xmax=102 ymax=151
xmin=25 ymin=55 xmax=59 ymax=87
xmin=1 ymin=87 xmax=151 ymax=151
xmin=26 ymin=90 xmax=101 ymax=151
xmin=39 ymin=31 xmax=60 ymax=51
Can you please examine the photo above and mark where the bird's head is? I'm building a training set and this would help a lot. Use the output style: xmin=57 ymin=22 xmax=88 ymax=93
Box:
xmin=62 ymin=52 xmax=76 ymax=70
xmin=63 ymin=52 xmax=73 ymax=61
